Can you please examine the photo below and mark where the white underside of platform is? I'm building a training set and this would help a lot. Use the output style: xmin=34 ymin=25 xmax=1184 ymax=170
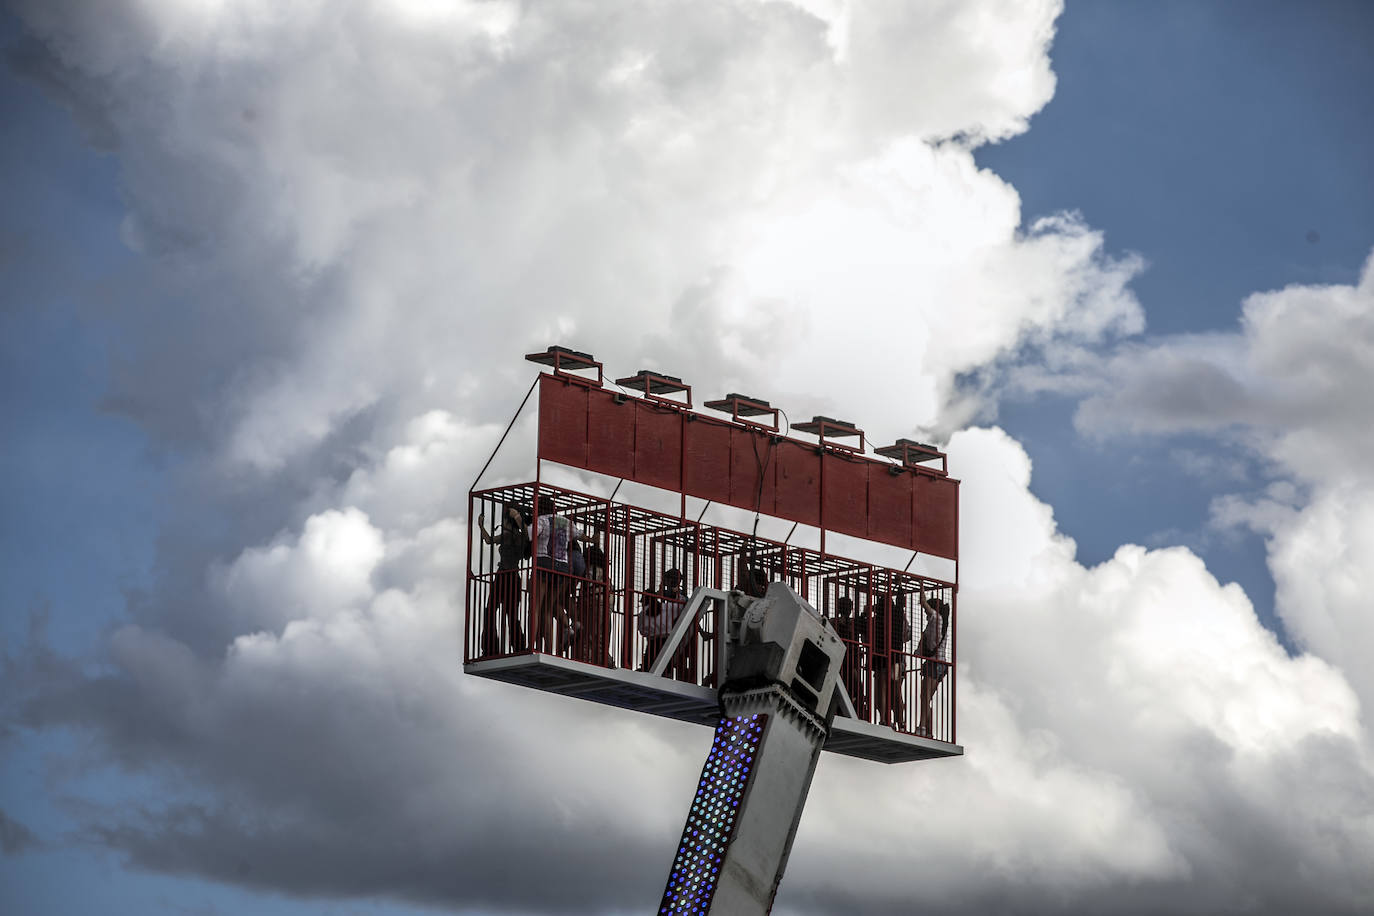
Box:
xmin=465 ymin=654 xmax=963 ymax=764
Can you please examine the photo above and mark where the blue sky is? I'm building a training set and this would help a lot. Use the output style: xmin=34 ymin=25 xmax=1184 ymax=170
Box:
xmin=1 ymin=34 xmax=159 ymax=655
xmin=981 ymin=0 xmax=1374 ymax=637
xmin=4 ymin=3 xmax=1374 ymax=915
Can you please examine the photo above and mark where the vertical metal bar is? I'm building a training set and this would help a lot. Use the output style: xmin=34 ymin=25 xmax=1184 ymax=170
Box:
xmin=917 ymin=579 xmax=928 ymax=730
xmin=715 ymin=588 xmax=727 ymax=686
xmin=880 ymin=565 xmax=888 ymax=727
xmin=693 ymin=522 xmax=702 ymax=684
xmin=819 ymin=449 xmax=826 ymax=559
xmin=863 ymin=564 xmax=873 ymax=726
xmin=713 ymin=528 xmax=724 ymax=687
xmin=465 ymin=490 xmax=475 ymax=662
xmin=679 ymin=408 xmax=687 ymax=521
xmin=622 ymin=525 xmax=636 ymax=669
xmin=950 ymin=588 xmax=958 ymax=745
xmin=953 ymin=485 xmax=960 ymax=743
xmin=532 ymin=465 xmax=542 ymax=655
xmin=601 ymin=499 xmax=612 ymax=668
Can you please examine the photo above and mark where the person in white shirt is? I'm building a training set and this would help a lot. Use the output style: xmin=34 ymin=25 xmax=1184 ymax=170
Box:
xmin=639 ymin=567 xmax=688 ymax=674
xmin=530 ymin=494 xmax=581 ymax=653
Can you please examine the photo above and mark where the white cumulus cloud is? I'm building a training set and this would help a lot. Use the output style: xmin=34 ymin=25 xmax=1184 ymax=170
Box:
xmin=7 ymin=1 xmax=1374 ymax=914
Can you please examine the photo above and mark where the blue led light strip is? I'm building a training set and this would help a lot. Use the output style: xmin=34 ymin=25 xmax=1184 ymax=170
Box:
xmin=658 ymin=714 xmax=767 ymax=915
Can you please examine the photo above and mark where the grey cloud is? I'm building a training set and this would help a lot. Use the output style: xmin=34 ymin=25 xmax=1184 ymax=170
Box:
xmin=90 ymin=798 xmax=665 ymax=913
xmin=1069 ymin=255 xmax=1374 ymax=485
xmin=1078 ymin=352 xmax=1255 ymax=430
xmin=0 ymin=808 xmax=40 ymax=856
xmin=10 ymin=612 xmax=694 ymax=912
xmin=6 ymin=32 xmax=120 ymax=151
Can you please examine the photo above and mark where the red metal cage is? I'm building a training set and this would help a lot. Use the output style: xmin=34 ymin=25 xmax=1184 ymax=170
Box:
xmin=464 ymin=352 xmax=961 ymax=760
xmin=467 ymin=481 xmax=956 ymax=744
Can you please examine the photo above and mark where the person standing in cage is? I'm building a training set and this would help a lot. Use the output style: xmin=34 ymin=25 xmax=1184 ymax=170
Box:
xmin=531 ymin=495 xmax=581 ymax=653
xmin=561 ymin=536 xmax=587 ymax=653
xmin=574 ymin=543 xmax=613 ymax=666
xmin=476 ymin=502 xmax=530 ymax=656
xmin=829 ymin=595 xmax=866 ymax=717
xmin=735 ymin=555 xmax=768 ymax=598
xmin=639 ymin=567 xmax=688 ymax=675
xmin=868 ymin=592 xmax=911 ymax=728
xmin=917 ymin=595 xmax=952 ymax=738
xmin=888 ymin=593 xmax=912 ymax=727
xmin=857 ymin=594 xmax=879 ymax=722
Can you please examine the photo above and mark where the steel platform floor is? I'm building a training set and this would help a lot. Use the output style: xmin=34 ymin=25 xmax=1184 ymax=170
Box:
xmin=465 ymin=653 xmax=963 ymax=764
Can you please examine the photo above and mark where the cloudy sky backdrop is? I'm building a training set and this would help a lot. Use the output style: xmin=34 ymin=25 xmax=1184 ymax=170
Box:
xmin=3 ymin=1 xmax=1374 ymax=914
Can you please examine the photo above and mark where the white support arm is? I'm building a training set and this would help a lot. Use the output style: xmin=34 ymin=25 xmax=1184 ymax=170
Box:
xmin=649 ymin=587 xmax=730 ymax=677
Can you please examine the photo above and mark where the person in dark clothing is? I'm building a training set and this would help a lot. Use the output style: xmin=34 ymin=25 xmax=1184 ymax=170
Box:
xmin=828 ymin=595 xmax=855 ymax=639
xmin=829 ymin=595 xmax=866 ymax=717
xmin=573 ymin=543 xmax=613 ymax=667
xmin=867 ymin=592 xmax=910 ymax=727
xmin=476 ymin=502 xmax=529 ymax=655
xmin=559 ymin=538 xmax=587 ymax=655
xmin=735 ymin=555 xmax=769 ymax=598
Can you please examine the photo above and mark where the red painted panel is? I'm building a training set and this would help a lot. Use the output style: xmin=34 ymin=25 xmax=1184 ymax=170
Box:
xmin=729 ymin=426 xmax=775 ymax=516
xmin=633 ymin=402 xmax=683 ymax=492
xmin=822 ymin=453 xmax=868 ymax=540
xmin=538 ymin=375 xmax=587 ymax=468
xmin=586 ymin=387 xmax=636 ymax=481
xmin=913 ymin=474 xmax=959 ymax=560
xmin=683 ymin=417 xmax=732 ymax=504
xmin=537 ymin=370 xmax=958 ymax=558
xmin=867 ymin=464 xmax=913 ymax=549
xmin=773 ymin=439 xmax=820 ymax=527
